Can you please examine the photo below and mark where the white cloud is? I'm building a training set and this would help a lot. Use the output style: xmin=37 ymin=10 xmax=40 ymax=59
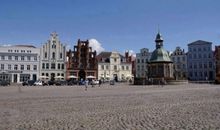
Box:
xmin=126 ymin=50 xmax=136 ymax=57
xmin=89 ymin=39 xmax=105 ymax=54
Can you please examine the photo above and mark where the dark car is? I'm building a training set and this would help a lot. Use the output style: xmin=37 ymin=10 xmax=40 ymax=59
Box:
xmin=22 ymin=80 xmax=35 ymax=86
xmin=48 ymin=80 xmax=55 ymax=85
xmin=55 ymin=80 xmax=67 ymax=86
xmin=0 ymin=80 xmax=10 ymax=86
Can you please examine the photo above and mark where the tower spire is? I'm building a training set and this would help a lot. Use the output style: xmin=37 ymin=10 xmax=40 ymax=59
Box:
xmin=155 ymin=29 xmax=163 ymax=49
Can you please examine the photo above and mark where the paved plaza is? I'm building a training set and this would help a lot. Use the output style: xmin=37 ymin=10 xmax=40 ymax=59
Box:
xmin=0 ymin=83 xmax=220 ymax=130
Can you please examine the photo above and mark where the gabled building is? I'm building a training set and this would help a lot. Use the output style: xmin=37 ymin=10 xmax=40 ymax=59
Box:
xmin=96 ymin=51 xmax=132 ymax=81
xmin=170 ymin=47 xmax=187 ymax=80
xmin=66 ymin=39 xmax=97 ymax=80
xmin=135 ymin=48 xmax=151 ymax=78
xmin=187 ymin=40 xmax=215 ymax=81
xmin=40 ymin=32 xmax=66 ymax=81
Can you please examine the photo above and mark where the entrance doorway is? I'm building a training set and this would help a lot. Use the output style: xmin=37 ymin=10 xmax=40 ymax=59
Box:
xmin=13 ymin=74 xmax=17 ymax=83
xmin=78 ymin=70 xmax=86 ymax=80
xmin=51 ymin=73 xmax=55 ymax=81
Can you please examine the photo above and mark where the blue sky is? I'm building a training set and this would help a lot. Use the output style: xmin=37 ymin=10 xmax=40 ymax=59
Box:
xmin=0 ymin=0 xmax=220 ymax=54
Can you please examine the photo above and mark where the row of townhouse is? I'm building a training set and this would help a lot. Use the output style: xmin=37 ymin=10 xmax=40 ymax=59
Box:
xmin=135 ymin=39 xmax=216 ymax=81
xmin=0 ymin=32 xmax=133 ymax=83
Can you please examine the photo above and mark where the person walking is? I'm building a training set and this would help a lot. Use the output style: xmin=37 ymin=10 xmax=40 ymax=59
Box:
xmin=99 ymin=79 xmax=102 ymax=87
xmin=85 ymin=79 xmax=88 ymax=91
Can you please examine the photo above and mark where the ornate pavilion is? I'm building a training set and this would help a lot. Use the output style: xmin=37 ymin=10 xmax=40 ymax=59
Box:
xmin=148 ymin=32 xmax=174 ymax=84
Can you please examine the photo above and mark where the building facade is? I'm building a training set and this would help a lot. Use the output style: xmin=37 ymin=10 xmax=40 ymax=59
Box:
xmin=215 ymin=45 xmax=220 ymax=83
xmin=97 ymin=52 xmax=132 ymax=81
xmin=125 ymin=51 xmax=136 ymax=78
xmin=66 ymin=39 xmax=97 ymax=80
xmin=40 ymin=32 xmax=66 ymax=81
xmin=170 ymin=47 xmax=187 ymax=80
xmin=0 ymin=45 xmax=40 ymax=83
xmin=148 ymin=32 xmax=174 ymax=83
xmin=135 ymin=48 xmax=151 ymax=78
xmin=187 ymin=40 xmax=215 ymax=81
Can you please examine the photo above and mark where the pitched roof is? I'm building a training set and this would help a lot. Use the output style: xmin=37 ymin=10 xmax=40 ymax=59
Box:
xmin=96 ymin=52 xmax=112 ymax=61
xmin=188 ymin=40 xmax=212 ymax=46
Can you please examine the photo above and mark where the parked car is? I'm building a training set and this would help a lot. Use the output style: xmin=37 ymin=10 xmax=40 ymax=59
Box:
xmin=91 ymin=80 xmax=99 ymax=85
xmin=55 ymin=80 xmax=67 ymax=86
xmin=34 ymin=80 xmax=43 ymax=86
xmin=22 ymin=80 xmax=35 ymax=86
xmin=0 ymin=80 xmax=10 ymax=86
xmin=48 ymin=80 xmax=55 ymax=85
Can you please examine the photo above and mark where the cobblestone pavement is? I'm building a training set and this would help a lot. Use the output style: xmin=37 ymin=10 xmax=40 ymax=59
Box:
xmin=0 ymin=83 xmax=220 ymax=130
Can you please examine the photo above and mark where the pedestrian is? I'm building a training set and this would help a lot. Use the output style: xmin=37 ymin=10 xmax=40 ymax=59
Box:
xmin=85 ymin=79 xmax=88 ymax=91
xmin=99 ymin=79 xmax=102 ymax=87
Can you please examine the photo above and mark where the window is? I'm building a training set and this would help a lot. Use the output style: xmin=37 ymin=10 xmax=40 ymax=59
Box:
xmin=188 ymin=54 xmax=192 ymax=59
xmin=33 ymin=65 xmax=37 ymax=70
xmin=203 ymin=54 xmax=207 ymax=58
xmin=137 ymin=59 xmax=140 ymax=63
xmin=126 ymin=66 xmax=129 ymax=70
xmin=209 ymin=62 xmax=212 ymax=68
xmin=114 ymin=65 xmax=117 ymax=70
xmin=34 ymin=56 xmax=37 ymax=61
xmin=51 ymin=63 xmax=55 ymax=69
xmin=27 ymin=56 xmax=31 ymax=61
xmin=62 ymin=64 xmax=64 ymax=69
xmin=137 ymin=65 xmax=140 ymax=71
xmin=182 ymin=57 xmax=185 ymax=61
xmin=15 ymin=56 xmax=18 ymax=60
xmin=114 ymin=58 xmax=117 ymax=62
xmin=204 ymin=63 xmax=207 ymax=68
xmin=58 ymin=64 xmax=61 ymax=69
xmin=52 ymin=52 xmax=55 ymax=59
xmin=20 ymin=65 xmax=24 ymax=70
xmin=199 ymin=63 xmax=202 ymax=68
xmin=106 ymin=65 xmax=109 ymax=70
xmin=198 ymin=54 xmax=201 ymax=59
xmin=8 ymin=56 xmax=12 ymax=60
xmin=193 ymin=64 xmax=197 ymax=69
xmin=27 ymin=65 xmax=30 ymax=70
xmin=122 ymin=66 xmax=124 ymax=70
xmin=42 ymin=63 xmax=45 ymax=69
xmin=141 ymin=59 xmax=144 ymax=63
xmin=193 ymin=54 xmax=197 ymax=59
xmin=8 ymin=64 xmax=11 ymax=70
xmin=46 ymin=63 xmax=49 ymax=69
xmin=21 ymin=56 xmax=24 ymax=61
xmin=14 ymin=65 xmax=18 ymax=70
xmin=1 ymin=56 xmax=5 ymax=60
xmin=45 ymin=52 xmax=47 ymax=58
xmin=177 ymin=57 xmax=180 ymax=62
xmin=60 ymin=53 xmax=62 ymax=59
xmin=1 ymin=64 xmax=4 ymax=70
xmin=101 ymin=65 xmax=104 ymax=70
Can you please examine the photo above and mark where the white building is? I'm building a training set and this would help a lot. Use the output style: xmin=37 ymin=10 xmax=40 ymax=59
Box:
xmin=0 ymin=45 xmax=40 ymax=83
xmin=170 ymin=47 xmax=187 ymax=80
xmin=40 ymin=32 xmax=66 ymax=80
xmin=97 ymin=52 xmax=132 ymax=81
xmin=135 ymin=48 xmax=151 ymax=78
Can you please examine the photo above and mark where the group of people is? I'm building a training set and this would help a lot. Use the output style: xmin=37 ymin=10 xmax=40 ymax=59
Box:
xmin=84 ymin=79 xmax=102 ymax=91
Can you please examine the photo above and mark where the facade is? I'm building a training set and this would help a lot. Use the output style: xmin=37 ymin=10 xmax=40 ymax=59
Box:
xmin=187 ymin=40 xmax=215 ymax=81
xmin=125 ymin=51 xmax=136 ymax=78
xmin=170 ymin=47 xmax=187 ymax=80
xmin=97 ymin=51 xmax=132 ymax=81
xmin=135 ymin=48 xmax=151 ymax=78
xmin=214 ymin=46 xmax=220 ymax=83
xmin=40 ymin=32 xmax=66 ymax=81
xmin=148 ymin=32 xmax=174 ymax=83
xmin=0 ymin=45 xmax=40 ymax=83
xmin=66 ymin=39 xmax=97 ymax=80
